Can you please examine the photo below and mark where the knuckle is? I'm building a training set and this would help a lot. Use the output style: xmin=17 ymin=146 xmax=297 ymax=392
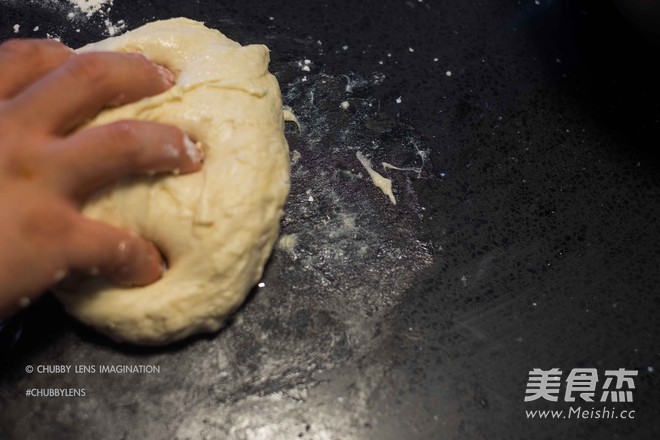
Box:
xmin=159 ymin=124 xmax=183 ymax=145
xmin=128 ymin=53 xmax=158 ymax=76
xmin=0 ymin=39 xmax=40 ymax=58
xmin=0 ymin=130 xmax=42 ymax=179
xmin=66 ymin=53 xmax=110 ymax=86
xmin=108 ymin=120 xmax=138 ymax=142
xmin=40 ymin=39 xmax=71 ymax=53
xmin=128 ymin=52 xmax=153 ymax=70
xmin=21 ymin=200 xmax=74 ymax=243
xmin=105 ymin=121 xmax=144 ymax=160
xmin=0 ymin=39 xmax=69 ymax=60
xmin=126 ymin=54 xmax=170 ymax=90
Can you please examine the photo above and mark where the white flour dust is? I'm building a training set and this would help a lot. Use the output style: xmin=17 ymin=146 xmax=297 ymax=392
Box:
xmin=67 ymin=0 xmax=126 ymax=36
xmin=9 ymin=0 xmax=127 ymax=39
xmin=67 ymin=0 xmax=113 ymax=17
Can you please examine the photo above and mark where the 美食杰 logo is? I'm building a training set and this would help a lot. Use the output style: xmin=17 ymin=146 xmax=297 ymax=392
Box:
xmin=523 ymin=368 xmax=639 ymax=420
xmin=524 ymin=368 xmax=638 ymax=403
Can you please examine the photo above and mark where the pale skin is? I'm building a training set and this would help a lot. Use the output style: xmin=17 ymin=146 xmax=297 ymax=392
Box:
xmin=0 ymin=39 xmax=203 ymax=317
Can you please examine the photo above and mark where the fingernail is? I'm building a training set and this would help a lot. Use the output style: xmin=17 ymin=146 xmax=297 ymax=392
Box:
xmin=155 ymin=64 xmax=176 ymax=87
xmin=183 ymin=135 xmax=204 ymax=164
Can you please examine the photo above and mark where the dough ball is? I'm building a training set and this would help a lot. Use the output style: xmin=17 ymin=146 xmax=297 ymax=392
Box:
xmin=55 ymin=18 xmax=290 ymax=345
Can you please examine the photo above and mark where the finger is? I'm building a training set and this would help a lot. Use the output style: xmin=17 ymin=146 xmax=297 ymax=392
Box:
xmin=0 ymin=193 xmax=76 ymax=316
xmin=66 ymin=216 xmax=165 ymax=288
xmin=49 ymin=120 xmax=203 ymax=199
xmin=8 ymin=51 xmax=175 ymax=134
xmin=0 ymin=39 xmax=74 ymax=99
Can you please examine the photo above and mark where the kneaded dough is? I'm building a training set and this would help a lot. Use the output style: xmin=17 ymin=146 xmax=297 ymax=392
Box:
xmin=55 ymin=18 xmax=290 ymax=345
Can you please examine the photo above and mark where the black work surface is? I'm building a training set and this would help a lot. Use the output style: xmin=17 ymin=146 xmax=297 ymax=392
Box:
xmin=0 ymin=1 xmax=658 ymax=439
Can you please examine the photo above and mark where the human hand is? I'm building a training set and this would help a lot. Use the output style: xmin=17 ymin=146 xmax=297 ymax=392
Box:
xmin=0 ymin=39 xmax=203 ymax=317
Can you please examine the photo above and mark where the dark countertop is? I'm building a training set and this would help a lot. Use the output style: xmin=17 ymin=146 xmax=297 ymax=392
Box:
xmin=0 ymin=1 xmax=658 ymax=439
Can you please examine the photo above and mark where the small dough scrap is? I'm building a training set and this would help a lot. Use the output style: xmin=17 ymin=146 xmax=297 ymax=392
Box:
xmin=356 ymin=151 xmax=396 ymax=205
xmin=55 ymin=18 xmax=290 ymax=345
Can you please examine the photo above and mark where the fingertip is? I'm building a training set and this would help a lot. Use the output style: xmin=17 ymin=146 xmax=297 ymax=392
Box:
xmin=160 ymin=132 xmax=204 ymax=175
xmin=125 ymin=53 xmax=175 ymax=90
xmin=154 ymin=63 xmax=176 ymax=88
xmin=111 ymin=239 xmax=164 ymax=287
xmin=121 ymin=53 xmax=176 ymax=94
xmin=180 ymin=134 xmax=205 ymax=173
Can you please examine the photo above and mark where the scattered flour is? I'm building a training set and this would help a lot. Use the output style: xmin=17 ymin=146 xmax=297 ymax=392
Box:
xmin=68 ymin=0 xmax=127 ymax=36
xmin=67 ymin=0 xmax=114 ymax=18
xmin=29 ymin=0 xmax=127 ymax=37
xmin=46 ymin=32 xmax=62 ymax=42
xmin=104 ymin=18 xmax=126 ymax=36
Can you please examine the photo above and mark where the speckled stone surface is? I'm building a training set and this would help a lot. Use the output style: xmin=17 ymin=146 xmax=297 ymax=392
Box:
xmin=0 ymin=1 xmax=658 ymax=439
